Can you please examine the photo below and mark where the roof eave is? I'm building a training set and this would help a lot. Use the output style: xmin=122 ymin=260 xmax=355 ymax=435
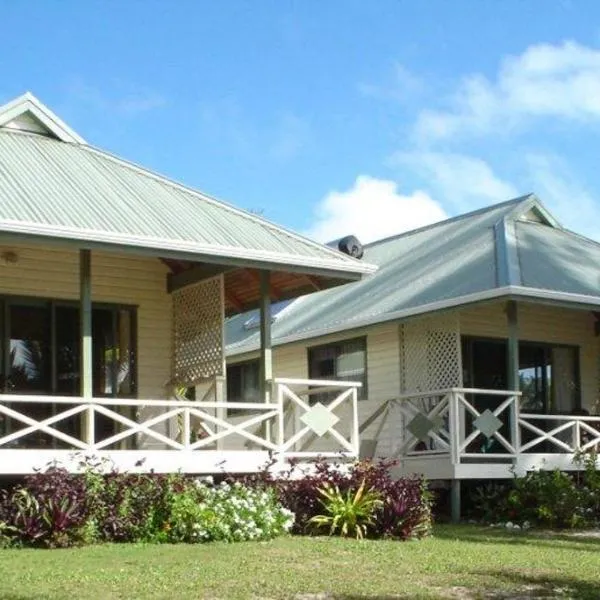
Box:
xmin=226 ymin=284 xmax=600 ymax=357
xmin=0 ymin=220 xmax=377 ymax=281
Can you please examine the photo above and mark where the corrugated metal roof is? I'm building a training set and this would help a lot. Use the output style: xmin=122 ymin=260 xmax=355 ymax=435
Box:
xmin=516 ymin=222 xmax=600 ymax=295
xmin=227 ymin=196 xmax=600 ymax=355
xmin=0 ymin=129 xmax=375 ymax=277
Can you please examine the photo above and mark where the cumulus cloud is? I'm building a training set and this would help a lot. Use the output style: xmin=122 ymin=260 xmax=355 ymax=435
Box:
xmin=305 ymin=175 xmax=447 ymax=244
xmin=414 ymin=40 xmax=600 ymax=141
xmin=394 ymin=152 xmax=519 ymax=211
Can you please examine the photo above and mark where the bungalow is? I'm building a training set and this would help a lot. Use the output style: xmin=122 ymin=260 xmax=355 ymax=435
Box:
xmin=226 ymin=196 xmax=600 ymax=517
xmin=0 ymin=92 xmax=375 ymax=476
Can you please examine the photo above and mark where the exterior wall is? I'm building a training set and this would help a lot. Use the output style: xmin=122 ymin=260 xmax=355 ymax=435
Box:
xmin=226 ymin=299 xmax=600 ymax=456
xmin=0 ymin=241 xmax=172 ymax=401
xmin=460 ymin=301 xmax=598 ymax=411
xmin=227 ymin=323 xmax=402 ymax=455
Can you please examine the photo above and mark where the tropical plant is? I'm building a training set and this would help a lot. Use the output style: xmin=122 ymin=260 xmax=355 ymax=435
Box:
xmin=309 ymin=479 xmax=382 ymax=539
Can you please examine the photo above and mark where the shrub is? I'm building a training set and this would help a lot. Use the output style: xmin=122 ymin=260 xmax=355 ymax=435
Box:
xmin=309 ymin=480 xmax=382 ymax=539
xmin=165 ymin=479 xmax=294 ymax=543
xmin=0 ymin=467 xmax=90 ymax=548
xmin=241 ymin=458 xmax=432 ymax=540
xmin=0 ymin=465 xmax=294 ymax=548
xmin=469 ymin=453 xmax=600 ymax=529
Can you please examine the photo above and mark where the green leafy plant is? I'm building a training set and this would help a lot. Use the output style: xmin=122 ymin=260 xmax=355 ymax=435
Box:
xmin=309 ymin=479 xmax=382 ymax=539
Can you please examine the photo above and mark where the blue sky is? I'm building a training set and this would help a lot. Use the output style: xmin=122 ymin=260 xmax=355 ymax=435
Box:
xmin=3 ymin=0 xmax=600 ymax=242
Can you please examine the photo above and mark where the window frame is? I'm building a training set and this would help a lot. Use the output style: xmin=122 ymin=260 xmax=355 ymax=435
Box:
xmin=306 ymin=336 xmax=368 ymax=402
xmin=0 ymin=294 xmax=138 ymax=399
xmin=226 ymin=358 xmax=261 ymax=415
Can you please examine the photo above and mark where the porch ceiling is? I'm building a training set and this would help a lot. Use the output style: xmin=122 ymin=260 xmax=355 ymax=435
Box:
xmin=163 ymin=258 xmax=340 ymax=315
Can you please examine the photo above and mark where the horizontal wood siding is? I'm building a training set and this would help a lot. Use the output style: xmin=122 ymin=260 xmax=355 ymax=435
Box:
xmin=460 ymin=301 xmax=598 ymax=411
xmin=227 ymin=323 xmax=401 ymax=455
xmin=0 ymin=242 xmax=172 ymax=402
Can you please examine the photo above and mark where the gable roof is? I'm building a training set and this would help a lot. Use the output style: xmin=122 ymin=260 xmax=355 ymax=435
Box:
xmin=226 ymin=195 xmax=600 ymax=355
xmin=0 ymin=94 xmax=375 ymax=280
xmin=0 ymin=92 xmax=85 ymax=144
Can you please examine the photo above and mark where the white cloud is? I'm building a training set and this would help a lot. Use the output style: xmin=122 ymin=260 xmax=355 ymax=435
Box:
xmin=305 ymin=175 xmax=447 ymax=244
xmin=394 ymin=152 xmax=519 ymax=211
xmin=524 ymin=153 xmax=600 ymax=240
xmin=358 ymin=63 xmax=423 ymax=102
xmin=414 ymin=41 xmax=600 ymax=142
xmin=67 ymin=80 xmax=166 ymax=116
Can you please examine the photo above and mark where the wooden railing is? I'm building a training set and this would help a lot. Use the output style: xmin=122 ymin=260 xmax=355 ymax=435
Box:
xmin=519 ymin=413 xmax=600 ymax=454
xmin=362 ymin=388 xmax=600 ymax=465
xmin=0 ymin=378 xmax=361 ymax=472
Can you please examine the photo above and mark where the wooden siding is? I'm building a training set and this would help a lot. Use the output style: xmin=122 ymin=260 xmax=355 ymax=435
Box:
xmin=227 ymin=299 xmax=600 ymax=455
xmin=227 ymin=323 xmax=401 ymax=454
xmin=460 ymin=301 xmax=598 ymax=411
xmin=0 ymin=241 xmax=172 ymax=401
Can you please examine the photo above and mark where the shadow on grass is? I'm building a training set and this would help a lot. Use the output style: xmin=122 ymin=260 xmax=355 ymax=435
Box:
xmin=435 ymin=526 xmax=600 ymax=553
xmin=477 ymin=569 xmax=600 ymax=599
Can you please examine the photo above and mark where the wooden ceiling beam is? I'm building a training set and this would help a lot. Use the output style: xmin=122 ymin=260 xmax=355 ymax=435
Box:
xmin=304 ymin=274 xmax=322 ymax=291
xmin=246 ymin=269 xmax=282 ymax=300
xmin=167 ymin=263 xmax=236 ymax=293
xmin=225 ymin=290 xmax=245 ymax=313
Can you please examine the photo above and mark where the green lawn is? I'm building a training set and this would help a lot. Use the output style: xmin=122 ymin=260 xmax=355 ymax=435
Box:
xmin=1 ymin=525 xmax=599 ymax=599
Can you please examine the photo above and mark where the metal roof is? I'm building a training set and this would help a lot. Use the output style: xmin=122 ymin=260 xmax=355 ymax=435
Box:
xmin=0 ymin=94 xmax=375 ymax=279
xmin=227 ymin=195 xmax=600 ymax=355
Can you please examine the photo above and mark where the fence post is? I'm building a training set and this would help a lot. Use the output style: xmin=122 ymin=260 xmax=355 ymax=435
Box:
xmin=449 ymin=391 xmax=460 ymax=466
xmin=276 ymin=381 xmax=285 ymax=467
xmin=214 ymin=375 xmax=226 ymax=451
xmin=511 ymin=394 xmax=520 ymax=456
xmin=351 ymin=387 xmax=360 ymax=457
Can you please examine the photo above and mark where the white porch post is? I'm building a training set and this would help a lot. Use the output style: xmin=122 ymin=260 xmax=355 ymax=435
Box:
xmin=80 ymin=249 xmax=94 ymax=445
xmin=259 ymin=270 xmax=273 ymax=442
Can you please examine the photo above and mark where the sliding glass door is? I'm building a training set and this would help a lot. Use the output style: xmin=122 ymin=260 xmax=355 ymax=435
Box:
xmin=0 ymin=297 xmax=136 ymax=447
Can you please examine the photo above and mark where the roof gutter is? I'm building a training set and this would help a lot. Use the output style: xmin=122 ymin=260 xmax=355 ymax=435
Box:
xmin=227 ymin=284 xmax=600 ymax=357
xmin=0 ymin=220 xmax=377 ymax=280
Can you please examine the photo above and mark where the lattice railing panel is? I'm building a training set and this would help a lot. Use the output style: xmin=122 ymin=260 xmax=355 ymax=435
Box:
xmin=172 ymin=275 xmax=224 ymax=387
xmin=400 ymin=313 xmax=462 ymax=394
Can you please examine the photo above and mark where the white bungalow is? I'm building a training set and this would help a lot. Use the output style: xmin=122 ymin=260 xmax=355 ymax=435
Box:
xmin=0 ymin=93 xmax=376 ymax=476
xmin=226 ymin=197 xmax=600 ymax=518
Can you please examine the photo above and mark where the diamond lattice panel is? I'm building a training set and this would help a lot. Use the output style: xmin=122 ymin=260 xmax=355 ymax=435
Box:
xmin=172 ymin=275 xmax=225 ymax=386
xmin=400 ymin=313 xmax=462 ymax=393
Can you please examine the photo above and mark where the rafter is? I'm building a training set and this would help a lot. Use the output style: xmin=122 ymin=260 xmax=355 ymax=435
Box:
xmin=246 ymin=269 xmax=281 ymax=300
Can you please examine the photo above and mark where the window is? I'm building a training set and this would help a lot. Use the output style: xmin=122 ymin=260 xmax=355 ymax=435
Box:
xmin=461 ymin=336 xmax=580 ymax=413
xmin=307 ymin=337 xmax=367 ymax=402
xmin=226 ymin=360 xmax=260 ymax=413
xmin=0 ymin=297 xmax=137 ymax=398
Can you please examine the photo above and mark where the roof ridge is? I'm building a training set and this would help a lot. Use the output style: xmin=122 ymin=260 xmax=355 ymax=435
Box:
xmin=78 ymin=142 xmax=366 ymax=267
xmin=517 ymin=219 xmax=600 ymax=251
xmin=363 ymin=194 xmax=533 ymax=249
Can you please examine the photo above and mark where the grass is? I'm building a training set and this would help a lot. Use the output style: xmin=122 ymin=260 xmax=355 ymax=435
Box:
xmin=1 ymin=525 xmax=599 ymax=599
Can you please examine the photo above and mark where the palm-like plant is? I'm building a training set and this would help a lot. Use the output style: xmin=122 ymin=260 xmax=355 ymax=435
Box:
xmin=309 ymin=480 xmax=383 ymax=539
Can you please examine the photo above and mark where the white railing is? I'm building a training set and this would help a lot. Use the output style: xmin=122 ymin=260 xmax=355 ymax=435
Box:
xmin=363 ymin=388 xmax=600 ymax=467
xmin=0 ymin=378 xmax=361 ymax=468
xmin=519 ymin=413 xmax=600 ymax=454
xmin=362 ymin=388 xmax=521 ymax=464
xmin=273 ymin=378 xmax=360 ymax=459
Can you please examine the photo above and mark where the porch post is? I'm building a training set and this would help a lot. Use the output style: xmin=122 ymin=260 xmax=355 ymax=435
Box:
xmin=80 ymin=249 xmax=94 ymax=445
xmin=506 ymin=300 xmax=519 ymax=390
xmin=506 ymin=300 xmax=519 ymax=454
xmin=259 ymin=271 xmax=273 ymax=442
xmin=450 ymin=479 xmax=461 ymax=524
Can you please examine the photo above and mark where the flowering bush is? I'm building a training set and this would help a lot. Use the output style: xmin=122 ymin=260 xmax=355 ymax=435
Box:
xmin=0 ymin=466 xmax=293 ymax=548
xmin=241 ymin=458 xmax=432 ymax=540
xmin=166 ymin=479 xmax=294 ymax=543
